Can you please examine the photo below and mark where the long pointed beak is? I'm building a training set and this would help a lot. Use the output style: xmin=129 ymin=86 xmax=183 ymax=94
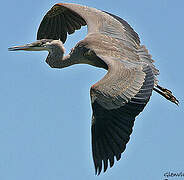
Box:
xmin=8 ymin=42 xmax=47 ymax=51
xmin=8 ymin=44 xmax=34 ymax=51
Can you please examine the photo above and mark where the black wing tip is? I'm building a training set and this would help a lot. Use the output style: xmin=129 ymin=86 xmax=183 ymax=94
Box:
xmin=91 ymin=101 xmax=135 ymax=175
xmin=94 ymin=152 xmax=123 ymax=175
xmin=37 ymin=4 xmax=87 ymax=42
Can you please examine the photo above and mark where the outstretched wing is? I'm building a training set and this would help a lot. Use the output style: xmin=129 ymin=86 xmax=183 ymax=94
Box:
xmin=37 ymin=3 xmax=140 ymax=47
xmin=90 ymin=55 xmax=154 ymax=174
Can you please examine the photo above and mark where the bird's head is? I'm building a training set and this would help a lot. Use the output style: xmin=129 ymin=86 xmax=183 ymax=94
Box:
xmin=8 ymin=39 xmax=65 ymax=54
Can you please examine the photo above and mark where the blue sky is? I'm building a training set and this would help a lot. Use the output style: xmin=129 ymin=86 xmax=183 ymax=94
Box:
xmin=1 ymin=0 xmax=184 ymax=180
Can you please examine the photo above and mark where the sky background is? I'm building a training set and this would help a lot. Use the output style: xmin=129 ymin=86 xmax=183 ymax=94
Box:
xmin=1 ymin=0 xmax=184 ymax=180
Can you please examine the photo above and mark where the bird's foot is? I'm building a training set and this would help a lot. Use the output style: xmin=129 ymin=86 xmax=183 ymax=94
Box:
xmin=154 ymin=85 xmax=179 ymax=106
xmin=162 ymin=90 xmax=179 ymax=105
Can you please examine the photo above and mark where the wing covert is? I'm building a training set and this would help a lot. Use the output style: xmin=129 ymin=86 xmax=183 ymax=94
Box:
xmin=91 ymin=56 xmax=148 ymax=109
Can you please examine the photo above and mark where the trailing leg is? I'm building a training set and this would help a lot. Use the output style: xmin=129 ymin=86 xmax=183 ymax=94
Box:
xmin=153 ymin=84 xmax=179 ymax=105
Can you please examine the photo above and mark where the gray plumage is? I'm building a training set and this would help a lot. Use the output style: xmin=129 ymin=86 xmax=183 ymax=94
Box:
xmin=8 ymin=2 xmax=179 ymax=175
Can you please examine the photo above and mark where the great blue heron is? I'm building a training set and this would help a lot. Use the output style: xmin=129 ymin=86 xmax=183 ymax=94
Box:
xmin=9 ymin=3 xmax=179 ymax=175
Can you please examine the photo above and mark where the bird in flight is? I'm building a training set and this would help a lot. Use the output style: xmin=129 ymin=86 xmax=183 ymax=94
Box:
xmin=9 ymin=3 xmax=179 ymax=175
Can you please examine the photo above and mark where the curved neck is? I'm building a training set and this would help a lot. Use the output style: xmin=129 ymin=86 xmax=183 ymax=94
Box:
xmin=46 ymin=46 xmax=108 ymax=69
xmin=46 ymin=48 xmax=79 ymax=69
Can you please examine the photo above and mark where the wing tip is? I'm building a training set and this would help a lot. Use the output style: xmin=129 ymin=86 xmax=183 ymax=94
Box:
xmin=94 ymin=153 xmax=122 ymax=175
